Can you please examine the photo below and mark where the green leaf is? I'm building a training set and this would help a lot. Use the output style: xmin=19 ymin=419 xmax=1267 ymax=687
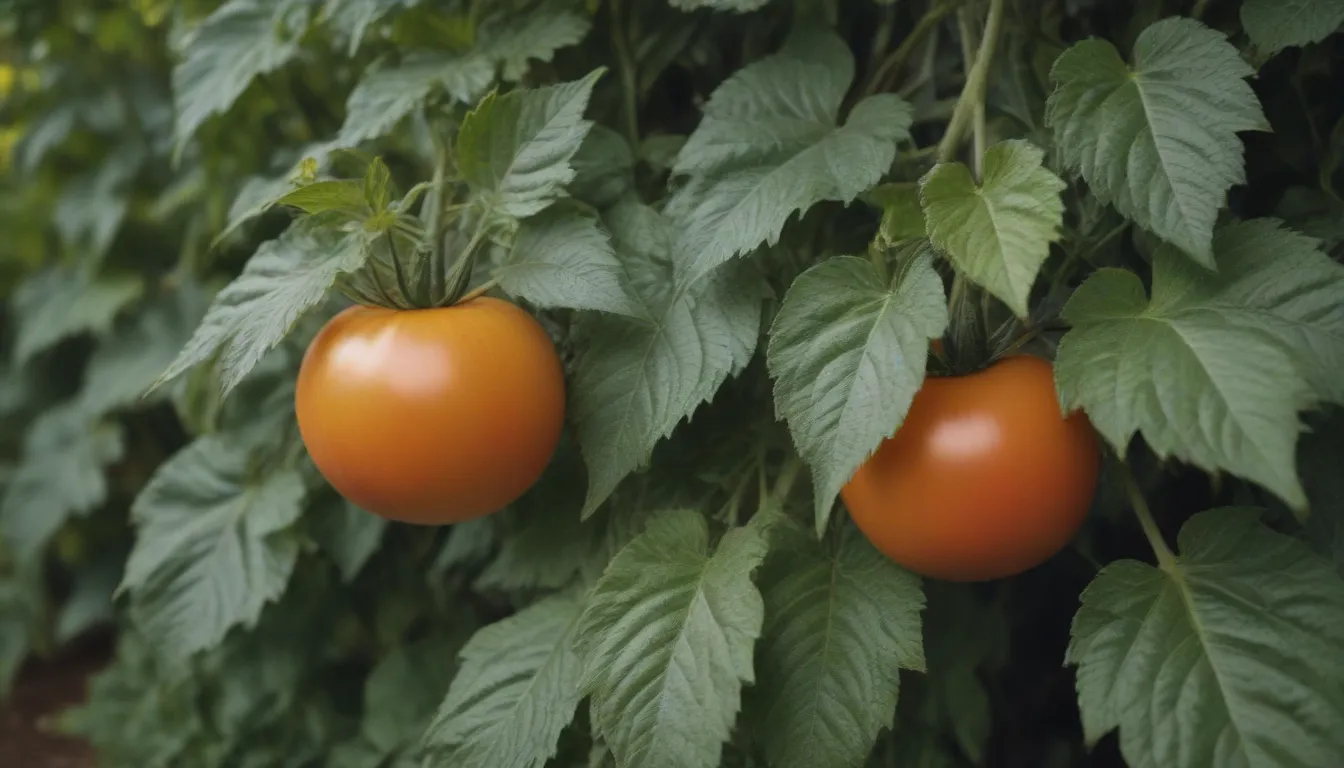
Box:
xmin=156 ymin=226 xmax=368 ymax=397
xmin=55 ymin=552 xmax=122 ymax=643
xmin=433 ymin=518 xmax=499 ymax=576
xmin=749 ymin=522 xmax=925 ymax=768
xmin=1056 ymin=220 xmax=1340 ymax=509
xmin=497 ymin=210 xmax=641 ymax=316
xmin=1046 ymin=17 xmax=1268 ymax=265
xmin=1067 ymin=508 xmax=1344 ymax=767
xmin=670 ymin=31 xmax=912 ymax=285
xmin=569 ymin=125 xmax=636 ymax=208
xmin=473 ymin=468 xmax=591 ymax=593
xmin=1242 ymin=0 xmax=1344 ymax=54
xmin=79 ymin=284 xmax=208 ymax=418
xmin=173 ymin=0 xmax=305 ymax=148
xmin=363 ymin=635 xmax=457 ymax=754
xmin=1183 ymin=218 xmax=1344 ymax=406
xmin=456 ymin=70 xmax=604 ymax=220
xmin=0 ymin=404 xmax=124 ymax=561
xmin=311 ymin=496 xmax=387 ymax=582
xmin=767 ymin=252 xmax=947 ymax=532
xmin=424 ymin=588 xmax=587 ymax=768
xmin=275 ymin=179 xmax=368 ymax=216
xmin=475 ymin=4 xmax=593 ymax=83
xmin=867 ymin=183 xmax=927 ymax=245
xmin=919 ymin=140 xmax=1065 ymax=316
xmin=572 ymin=203 xmax=766 ymax=517
xmin=575 ymin=510 xmax=768 ymax=768
xmin=122 ymin=434 xmax=307 ymax=659
xmin=322 ymin=0 xmax=418 ymax=55
xmin=337 ymin=52 xmax=494 ymax=147
xmin=11 ymin=267 xmax=144 ymax=365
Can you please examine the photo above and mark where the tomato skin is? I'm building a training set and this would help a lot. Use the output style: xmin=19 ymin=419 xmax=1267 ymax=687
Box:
xmin=295 ymin=298 xmax=566 ymax=525
xmin=840 ymin=355 xmax=1099 ymax=582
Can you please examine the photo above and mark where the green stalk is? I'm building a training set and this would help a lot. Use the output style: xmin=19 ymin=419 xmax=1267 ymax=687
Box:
xmin=936 ymin=0 xmax=1006 ymax=165
xmin=862 ymin=0 xmax=968 ymax=98
xmin=1123 ymin=466 xmax=1179 ymax=572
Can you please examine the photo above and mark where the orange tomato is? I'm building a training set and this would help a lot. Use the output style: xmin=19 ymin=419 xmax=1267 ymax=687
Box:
xmin=841 ymin=355 xmax=1099 ymax=581
xmin=295 ymin=297 xmax=566 ymax=525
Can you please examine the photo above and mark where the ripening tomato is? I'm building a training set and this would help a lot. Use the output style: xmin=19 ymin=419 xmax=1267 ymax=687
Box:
xmin=295 ymin=298 xmax=566 ymax=525
xmin=841 ymin=355 xmax=1099 ymax=582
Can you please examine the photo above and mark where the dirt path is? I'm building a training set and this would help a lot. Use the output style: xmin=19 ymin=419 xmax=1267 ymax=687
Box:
xmin=0 ymin=634 xmax=109 ymax=768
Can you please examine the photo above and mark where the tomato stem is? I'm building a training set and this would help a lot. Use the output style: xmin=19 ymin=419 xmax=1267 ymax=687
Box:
xmin=456 ymin=276 xmax=501 ymax=305
xmin=1123 ymin=466 xmax=1179 ymax=572
xmin=936 ymin=0 xmax=1004 ymax=166
xmin=861 ymin=0 xmax=967 ymax=98
xmin=609 ymin=0 xmax=641 ymax=151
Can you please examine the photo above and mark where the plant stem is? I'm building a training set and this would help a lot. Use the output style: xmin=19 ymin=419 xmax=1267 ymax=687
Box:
xmin=957 ymin=9 xmax=987 ymax=180
xmin=936 ymin=0 xmax=1005 ymax=165
xmin=386 ymin=233 xmax=412 ymax=306
xmin=1191 ymin=0 xmax=1211 ymax=19
xmin=1123 ymin=466 xmax=1179 ymax=572
xmin=862 ymin=0 xmax=967 ymax=98
xmin=868 ymin=243 xmax=889 ymax=284
xmin=456 ymin=276 xmax=501 ymax=305
xmin=610 ymin=0 xmax=641 ymax=150
xmin=423 ymin=137 xmax=452 ymax=304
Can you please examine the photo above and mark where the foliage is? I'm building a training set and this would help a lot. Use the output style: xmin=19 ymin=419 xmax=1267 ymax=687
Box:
xmin=2 ymin=1 xmax=1344 ymax=768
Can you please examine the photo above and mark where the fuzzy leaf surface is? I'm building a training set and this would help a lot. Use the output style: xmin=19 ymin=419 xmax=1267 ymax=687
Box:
xmin=424 ymin=589 xmax=587 ymax=768
xmin=456 ymin=71 xmax=602 ymax=220
xmin=1046 ymin=18 xmax=1267 ymax=265
xmin=671 ymin=31 xmax=911 ymax=285
xmin=311 ymin=497 xmax=386 ymax=583
xmin=337 ymin=53 xmax=494 ymax=146
xmin=1068 ymin=509 xmax=1344 ymax=767
xmin=919 ymin=140 xmax=1065 ymax=316
xmin=122 ymin=434 xmax=306 ymax=659
xmin=173 ymin=0 xmax=304 ymax=147
xmin=750 ymin=522 xmax=926 ymax=768
xmin=572 ymin=204 xmax=765 ymax=517
xmin=767 ymin=252 xmax=947 ymax=532
xmin=1056 ymin=219 xmax=1344 ymax=509
xmin=156 ymin=227 xmax=367 ymax=396
xmin=497 ymin=210 xmax=641 ymax=316
xmin=575 ymin=510 xmax=768 ymax=768
xmin=1242 ymin=0 xmax=1344 ymax=54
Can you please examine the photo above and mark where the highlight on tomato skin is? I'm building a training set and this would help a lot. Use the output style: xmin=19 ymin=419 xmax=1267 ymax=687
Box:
xmin=295 ymin=297 xmax=567 ymax=526
xmin=841 ymin=355 xmax=1100 ymax=582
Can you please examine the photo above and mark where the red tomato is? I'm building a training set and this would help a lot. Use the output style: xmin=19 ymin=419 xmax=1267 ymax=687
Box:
xmin=295 ymin=298 xmax=566 ymax=525
xmin=841 ymin=355 xmax=1099 ymax=581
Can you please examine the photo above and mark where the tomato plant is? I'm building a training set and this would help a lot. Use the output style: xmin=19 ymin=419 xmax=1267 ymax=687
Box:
xmin=843 ymin=355 xmax=1100 ymax=582
xmin=2 ymin=1 xmax=1344 ymax=767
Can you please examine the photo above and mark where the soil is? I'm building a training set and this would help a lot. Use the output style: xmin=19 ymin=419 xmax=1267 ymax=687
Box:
xmin=0 ymin=632 xmax=110 ymax=768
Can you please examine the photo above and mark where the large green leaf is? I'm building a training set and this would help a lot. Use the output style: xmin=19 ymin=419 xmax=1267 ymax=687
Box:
xmin=749 ymin=522 xmax=925 ymax=768
xmin=767 ymin=251 xmax=947 ymax=532
xmin=670 ymin=31 xmax=911 ymax=286
xmin=572 ymin=203 xmax=766 ymax=517
xmin=337 ymin=52 xmax=495 ymax=146
xmin=1056 ymin=218 xmax=1344 ymax=509
xmin=156 ymin=226 xmax=367 ymax=397
xmin=0 ymin=404 xmax=124 ymax=561
xmin=1068 ymin=509 xmax=1344 ymax=767
xmin=919 ymin=140 xmax=1065 ymax=316
xmin=122 ymin=434 xmax=307 ymax=659
xmin=79 ymin=284 xmax=209 ymax=418
xmin=11 ymin=266 xmax=144 ymax=365
xmin=456 ymin=71 xmax=603 ymax=221
xmin=322 ymin=0 xmax=418 ymax=54
xmin=1046 ymin=17 xmax=1268 ymax=266
xmin=474 ymin=4 xmax=593 ymax=82
xmin=574 ymin=510 xmax=768 ymax=768
xmin=363 ymin=635 xmax=458 ymax=758
xmin=1242 ymin=0 xmax=1344 ymax=55
xmin=172 ymin=0 xmax=306 ymax=148
xmin=423 ymin=589 xmax=587 ymax=768
xmin=310 ymin=496 xmax=387 ymax=583
xmin=496 ymin=209 xmax=641 ymax=316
